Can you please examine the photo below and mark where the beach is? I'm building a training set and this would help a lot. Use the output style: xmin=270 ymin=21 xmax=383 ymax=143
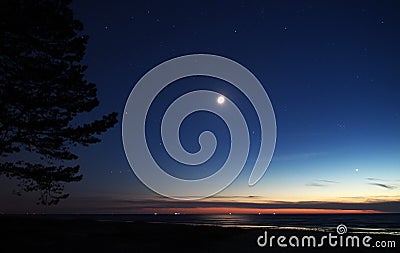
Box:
xmin=0 ymin=215 xmax=398 ymax=253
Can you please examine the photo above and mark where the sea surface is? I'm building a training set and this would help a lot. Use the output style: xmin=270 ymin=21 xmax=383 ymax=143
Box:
xmin=14 ymin=213 xmax=400 ymax=235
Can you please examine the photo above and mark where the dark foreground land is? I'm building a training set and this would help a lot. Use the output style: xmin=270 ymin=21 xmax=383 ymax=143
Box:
xmin=0 ymin=216 xmax=398 ymax=253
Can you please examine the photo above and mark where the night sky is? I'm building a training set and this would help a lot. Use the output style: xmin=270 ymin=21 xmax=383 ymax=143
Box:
xmin=1 ymin=0 xmax=400 ymax=214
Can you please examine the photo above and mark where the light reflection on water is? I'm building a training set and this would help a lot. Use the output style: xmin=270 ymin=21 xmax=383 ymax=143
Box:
xmin=94 ymin=213 xmax=400 ymax=235
xmin=21 ymin=213 xmax=400 ymax=235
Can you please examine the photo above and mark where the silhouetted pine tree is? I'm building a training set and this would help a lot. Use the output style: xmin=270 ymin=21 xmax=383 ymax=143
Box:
xmin=0 ymin=0 xmax=118 ymax=205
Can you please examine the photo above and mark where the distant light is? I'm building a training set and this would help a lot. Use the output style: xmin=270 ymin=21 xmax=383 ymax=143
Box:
xmin=217 ymin=96 xmax=225 ymax=104
xmin=355 ymin=168 xmax=359 ymax=172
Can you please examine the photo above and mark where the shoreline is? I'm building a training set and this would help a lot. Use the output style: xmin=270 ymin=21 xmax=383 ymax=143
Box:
xmin=95 ymin=219 xmax=400 ymax=236
xmin=0 ymin=216 xmax=398 ymax=252
xmin=2 ymin=213 xmax=399 ymax=235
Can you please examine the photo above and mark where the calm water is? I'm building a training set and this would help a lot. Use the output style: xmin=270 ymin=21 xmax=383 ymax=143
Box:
xmin=33 ymin=213 xmax=400 ymax=234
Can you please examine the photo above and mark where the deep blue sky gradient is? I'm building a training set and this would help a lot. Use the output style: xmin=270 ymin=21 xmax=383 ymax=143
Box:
xmin=1 ymin=0 xmax=399 ymax=213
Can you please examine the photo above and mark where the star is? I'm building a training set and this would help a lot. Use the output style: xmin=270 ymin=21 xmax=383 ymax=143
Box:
xmin=337 ymin=122 xmax=346 ymax=129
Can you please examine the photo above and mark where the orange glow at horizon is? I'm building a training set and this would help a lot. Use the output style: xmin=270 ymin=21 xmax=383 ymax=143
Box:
xmin=139 ymin=207 xmax=382 ymax=215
